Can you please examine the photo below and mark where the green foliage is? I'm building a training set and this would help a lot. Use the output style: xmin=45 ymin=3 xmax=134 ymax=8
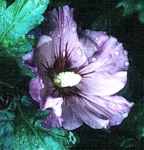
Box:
xmin=0 ymin=0 xmax=49 ymax=55
xmin=13 ymin=97 xmax=75 ymax=150
xmin=0 ymin=96 xmax=77 ymax=150
xmin=1 ymin=36 xmax=33 ymax=56
xmin=0 ymin=110 xmax=15 ymax=150
xmin=117 ymin=0 xmax=144 ymax=23
xmin=14 ymin=122 xmax=70 ymax=150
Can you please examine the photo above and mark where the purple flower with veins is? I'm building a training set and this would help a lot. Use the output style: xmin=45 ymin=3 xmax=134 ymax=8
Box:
xmin=23 ymin=5 xmax=134 ymax=130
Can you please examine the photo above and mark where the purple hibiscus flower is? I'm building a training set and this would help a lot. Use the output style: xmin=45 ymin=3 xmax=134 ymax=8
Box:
xmin=23 ymin=5 xmax=133 ymax=130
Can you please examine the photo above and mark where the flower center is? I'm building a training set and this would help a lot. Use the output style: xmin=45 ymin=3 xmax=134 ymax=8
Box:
xmin=54 ymin=71 xmax=82 ymax=88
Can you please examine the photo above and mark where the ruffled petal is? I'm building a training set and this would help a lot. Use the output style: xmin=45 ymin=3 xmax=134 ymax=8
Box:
xmin=47 ymin=5 xmax=87 ymax=69
xmin=101 ymin=96 xmax=134 ymax=126
xmin=29 ymin=77 xmax=44 ymax=103
xmin=34 ymin=36 xmax=55 ymax=75
xmin=69 ymin=95 xmax=133 ymax=129
xmin=69 ymin=96 xmax=110 ymax=129
xmin=78 ymin=31 xmax=129 ymax=96
xmin=80 ymin=30 xmax=109 ymax=58
xmin=62 ymin=102 xmax=83 ymax=130
xmin=78 ymin=70 xmax=127 ymax=96
xmin=81 ymin=30 xmax=129 ymax=74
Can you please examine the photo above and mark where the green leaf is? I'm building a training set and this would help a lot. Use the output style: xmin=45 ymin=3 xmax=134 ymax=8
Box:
xmin=117 ymin=0 xmax=137 ymax=16
xmin=0 ymin=110 xmax=15 ymax=150
xmin=117 ymin=0 xmax=144 ymax=23
xmin=0 ymin=0 xmax=6 ymax=10
xmin=14 ymin=125 xmax=70 ymax=150
xmin=0 ymin=0 xmax=49 ymax=55
xmin=6 ymin=36 xmax=33 ymax=55
xmin=0 ymin=0 xmax=49 ymax=42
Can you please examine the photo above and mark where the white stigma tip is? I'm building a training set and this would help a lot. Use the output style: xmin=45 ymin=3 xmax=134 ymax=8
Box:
xmin=54 ymin=71 xmax=82 ymax=88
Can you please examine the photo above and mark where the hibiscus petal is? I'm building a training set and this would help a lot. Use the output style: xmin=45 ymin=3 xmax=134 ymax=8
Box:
xmin=42 ymin=97 xmax=64 ymax=128
xmin=43 ymin=97 xmax=63 ymax=117
xmin=29 ymin=77 xmax=44 ymax=103
xmin=37 ymin=35 xmax=52 ymax=48
xmin=101 ymin=96 xmax=134 ymax=126
xmin=96 ymin=36 xmax=129 ymax=73
xmin=22 ymin=51 xmax=33 ymax=65
xmin=62 ymin=102 xmax=83 ymax=130
xmin=80 ymin=30 xmax=109 ymax=58
xmin=70 ymin=96 xmax=110 ymax=129
xmin=34 ymin=36 xmax=56 ymax=74
xmin=69 ymin=95 xmax=133 ymax=129
xmin=22 ymin=51 xmax=37 ymax=72
xmin=78 ymin=33 xmax=129 ymax=96
xmin=78 ymin=70 xmax=127 ymax=96
xmin=47 ymin=5 xmax=87 ymax=68
xmin=43 ymin=111 xmax=63 ymax=128
xmin=81 ymin=30 xmax=128 ymax=74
